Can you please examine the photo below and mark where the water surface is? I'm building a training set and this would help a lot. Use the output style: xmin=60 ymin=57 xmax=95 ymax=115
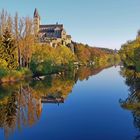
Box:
xmin=0 ymin=66 xmax=139 ymax=140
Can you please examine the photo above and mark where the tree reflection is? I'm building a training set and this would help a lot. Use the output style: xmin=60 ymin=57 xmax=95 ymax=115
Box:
xmin=0 ymin=66 xmax=109 ymax=139
xmin=0 ymin=83 xmax=42 ymax=139
xmin=120 ymin=67 xmax=140 ymax=140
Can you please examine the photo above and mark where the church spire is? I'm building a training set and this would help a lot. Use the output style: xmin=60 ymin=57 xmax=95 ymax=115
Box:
xmin=33 ymin=8 xmax=40 ymax=36
xmin=34 ymin=8 xmax=39 ymax=18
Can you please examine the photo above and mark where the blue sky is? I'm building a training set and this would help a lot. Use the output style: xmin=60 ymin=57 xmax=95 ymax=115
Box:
xmin=0 ymin=0 xmax=140 ymax=49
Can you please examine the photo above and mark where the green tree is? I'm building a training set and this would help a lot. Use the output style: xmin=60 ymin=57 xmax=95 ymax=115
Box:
xmin=1 ymin=28 xmax=18 ymax=69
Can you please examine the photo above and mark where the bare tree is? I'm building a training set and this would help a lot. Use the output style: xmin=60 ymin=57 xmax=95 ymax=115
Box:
xmin=0 ymin=9 xmax=8 ymax=35
xmin=19 ymin=17 xmax=34 ymax=67
xmin=7 ymin=15 xmax=13 ymax=33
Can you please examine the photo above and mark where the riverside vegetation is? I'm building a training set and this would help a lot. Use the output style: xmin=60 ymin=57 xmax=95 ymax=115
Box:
xmin=119 ymin=30 xmax=140 ymax=137
xmin=119 ymin=30 xmax=140 ymax=72
xmin=0 ymin=10 xmax=120 ymax=83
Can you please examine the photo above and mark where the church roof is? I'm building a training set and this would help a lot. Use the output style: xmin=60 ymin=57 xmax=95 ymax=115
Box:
xmin=39 ymin=28 xmax=63 ymax=34
xmin=40 ymin=24 xmax=63 ymax=29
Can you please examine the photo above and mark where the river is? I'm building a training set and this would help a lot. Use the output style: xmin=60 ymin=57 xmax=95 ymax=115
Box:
xmin=0 ymin=66 xmax=139 ymax=140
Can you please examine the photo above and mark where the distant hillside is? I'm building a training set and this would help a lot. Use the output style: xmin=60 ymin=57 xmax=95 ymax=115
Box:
xmin=72 ymin=42 xmax=119 ymax=66
xmin=72 ymin=42 xmax=116 ymax=55
xmin=95 ymin=47 xmax=117 ymax=54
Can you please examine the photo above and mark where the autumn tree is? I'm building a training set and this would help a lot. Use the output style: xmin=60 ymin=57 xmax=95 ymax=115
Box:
xmin=119 ymin=31 xmax=140 ymax=69
xmin=74 ymin=43 xmax=91 ymax=65
xmin=17 ymin=17 xmax=34 ymax=68
xmin=13 ymin=12 xmax=22 ymax=68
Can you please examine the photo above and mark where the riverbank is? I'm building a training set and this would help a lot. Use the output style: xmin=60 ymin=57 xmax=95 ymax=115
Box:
xmin=0 ymin=26 xmax=120 ymax=84
xmin=0 ymin=68 xmax=32 ymax=83
xmin=0 ymin=61 xmax=117 ymax=84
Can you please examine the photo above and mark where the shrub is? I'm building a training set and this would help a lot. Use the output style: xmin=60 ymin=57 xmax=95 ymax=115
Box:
xmin=0 ymin=68 xmax=8 ymax=78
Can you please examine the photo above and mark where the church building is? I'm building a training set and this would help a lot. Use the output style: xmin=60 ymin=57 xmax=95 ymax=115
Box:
xmin=33 ymin=8 xmax=72 ymax=47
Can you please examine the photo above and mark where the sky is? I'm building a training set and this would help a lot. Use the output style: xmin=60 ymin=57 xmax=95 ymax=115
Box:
xmin=0 ymin=0 xmax=140 ymax=49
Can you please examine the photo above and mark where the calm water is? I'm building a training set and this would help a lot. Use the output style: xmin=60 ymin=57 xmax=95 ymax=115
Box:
xmin=0 ymin=66 xmax=139 ymax=140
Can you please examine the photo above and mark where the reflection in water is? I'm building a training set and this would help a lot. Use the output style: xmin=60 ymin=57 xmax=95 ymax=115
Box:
xmin=0 ymin=83 xmax=42 ymax=139
xmin=120 ymin=67 xmax=140 ymax=140
xmin=0 ymin=65 xmax=109 ymax=139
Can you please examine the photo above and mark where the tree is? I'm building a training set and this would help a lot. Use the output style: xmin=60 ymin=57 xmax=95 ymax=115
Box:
xmin=0 ymin=9 xmax=8 ymax=36
xmin=13 ymin=12 xmax=22 ymax=68
xmin=119 ymin=31 xmax=140 ymax=69
xmin=74 ymin=43 xmax=91 ymax=64
xmin=17 ymin=17 xmax=34 ymax=68
xmin=1 ymin=28 xmax=18 ymax=69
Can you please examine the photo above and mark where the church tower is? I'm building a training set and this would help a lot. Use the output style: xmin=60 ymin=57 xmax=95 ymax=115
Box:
xmin=33 ymin=8 xmax=40 ymax=36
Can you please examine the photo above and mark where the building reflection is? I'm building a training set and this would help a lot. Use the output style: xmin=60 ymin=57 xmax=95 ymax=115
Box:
xmin=0 ymin=65 xmax=110 ymax=139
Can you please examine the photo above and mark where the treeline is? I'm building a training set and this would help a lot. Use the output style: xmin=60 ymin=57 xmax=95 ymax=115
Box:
xmin=0 ymin=9 xmax=120 ymax=82
xmin=73 ymin=42 xmax=120 ymax=66
xmin=119 ymin=30 xmax=140 ymax=72
xmin=96 ymin=47 xmax=117 ymax=54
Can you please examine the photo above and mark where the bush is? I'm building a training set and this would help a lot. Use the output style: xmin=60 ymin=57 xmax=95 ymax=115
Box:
xmin=0 ymin=68 xmax=8 ymax=78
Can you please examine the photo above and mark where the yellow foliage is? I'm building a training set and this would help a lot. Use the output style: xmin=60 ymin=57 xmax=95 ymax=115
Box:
xmin=32 ymin=44 xmax=76 ymax=65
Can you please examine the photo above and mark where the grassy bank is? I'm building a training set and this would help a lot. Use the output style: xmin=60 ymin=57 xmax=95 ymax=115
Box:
xmin=0 ymin=68 xmax=32 ymax=83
